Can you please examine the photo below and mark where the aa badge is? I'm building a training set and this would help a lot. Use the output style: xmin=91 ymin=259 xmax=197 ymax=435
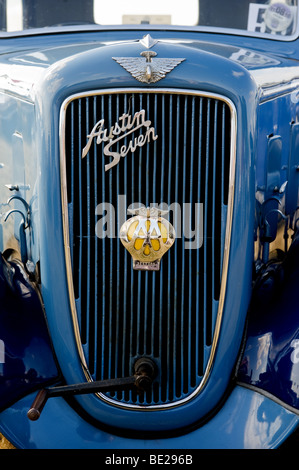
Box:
xmin=120 ymin=207 xmax=175 ymax=271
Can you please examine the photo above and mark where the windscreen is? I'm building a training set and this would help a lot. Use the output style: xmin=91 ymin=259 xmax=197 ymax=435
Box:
xmin=2 ymin=0 xmax=298 ymax=38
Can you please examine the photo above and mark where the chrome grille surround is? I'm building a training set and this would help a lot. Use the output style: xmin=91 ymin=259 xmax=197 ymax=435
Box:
xmin=59 ymin=88 xmax=237 ymax=410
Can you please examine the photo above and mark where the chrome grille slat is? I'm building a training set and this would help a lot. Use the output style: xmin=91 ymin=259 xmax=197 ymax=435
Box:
xmin=63 ymin=90 xmax=233 ymax=407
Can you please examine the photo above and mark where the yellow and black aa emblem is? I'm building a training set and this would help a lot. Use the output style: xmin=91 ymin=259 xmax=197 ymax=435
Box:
xmin=120 ymin=207 xmax=175 ymax=271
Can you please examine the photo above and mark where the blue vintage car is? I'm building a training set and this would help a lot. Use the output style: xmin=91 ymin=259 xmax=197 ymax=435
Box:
xmin=0 ymin=0 xmax=298 ymax=450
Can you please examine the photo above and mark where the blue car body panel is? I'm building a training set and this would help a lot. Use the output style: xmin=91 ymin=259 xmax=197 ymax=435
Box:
xmin=33 ymin=38 xmax=256 ymax=432
xmin=0 ymin=385 xmax=298 ymax=449
xmin=0 ymin=257 xmax=58 ymax=410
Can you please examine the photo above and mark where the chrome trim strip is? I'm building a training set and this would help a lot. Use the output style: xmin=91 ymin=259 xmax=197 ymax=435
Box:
xmin=59 ymin=87 xmax=237 ymax=410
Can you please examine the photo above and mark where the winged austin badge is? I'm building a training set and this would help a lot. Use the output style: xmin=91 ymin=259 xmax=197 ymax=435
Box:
xmin=113 ymin=50 xmax=185 ymax=83
xmin=120 ymin=206 xmax=175 ymax=271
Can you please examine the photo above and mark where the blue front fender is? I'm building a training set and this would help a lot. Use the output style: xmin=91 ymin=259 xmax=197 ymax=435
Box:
xmin=0 ymin=254 xmax=59 ymax=412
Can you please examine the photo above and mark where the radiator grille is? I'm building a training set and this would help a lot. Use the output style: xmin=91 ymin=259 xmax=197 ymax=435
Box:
xmin=62 ymin=90 xmax=233 ymax=407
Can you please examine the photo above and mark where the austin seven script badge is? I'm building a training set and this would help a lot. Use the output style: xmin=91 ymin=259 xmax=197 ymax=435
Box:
xmin=120 ymin=206 xmax=175 ymax=271
xmin=113 ymin=35 xmax=185 ymax=84
xmin=82 ymin=109 xmax=158 ymax=171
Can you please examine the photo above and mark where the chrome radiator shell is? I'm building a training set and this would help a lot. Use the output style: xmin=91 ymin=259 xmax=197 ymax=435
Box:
xmin=59 ymin=88 xmax=237 ymax=410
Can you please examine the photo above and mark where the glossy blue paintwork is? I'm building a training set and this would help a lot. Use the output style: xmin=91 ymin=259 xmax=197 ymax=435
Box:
xmin=0 ymin=21 xmax=298 ymax=448
xmin=0 ymin=256 xmax=59 ymax=410
xmin=238 ymin=231 xmax=299 ymax=410
xmin=29 ymin=37 xmax=257 ymax=432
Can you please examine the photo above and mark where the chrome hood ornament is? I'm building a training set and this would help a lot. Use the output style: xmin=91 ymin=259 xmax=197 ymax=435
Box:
xmin=120 ymin=206 xmax=175 ymax=271
xmin=113 ymin=35 xmax=185 ymax=84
